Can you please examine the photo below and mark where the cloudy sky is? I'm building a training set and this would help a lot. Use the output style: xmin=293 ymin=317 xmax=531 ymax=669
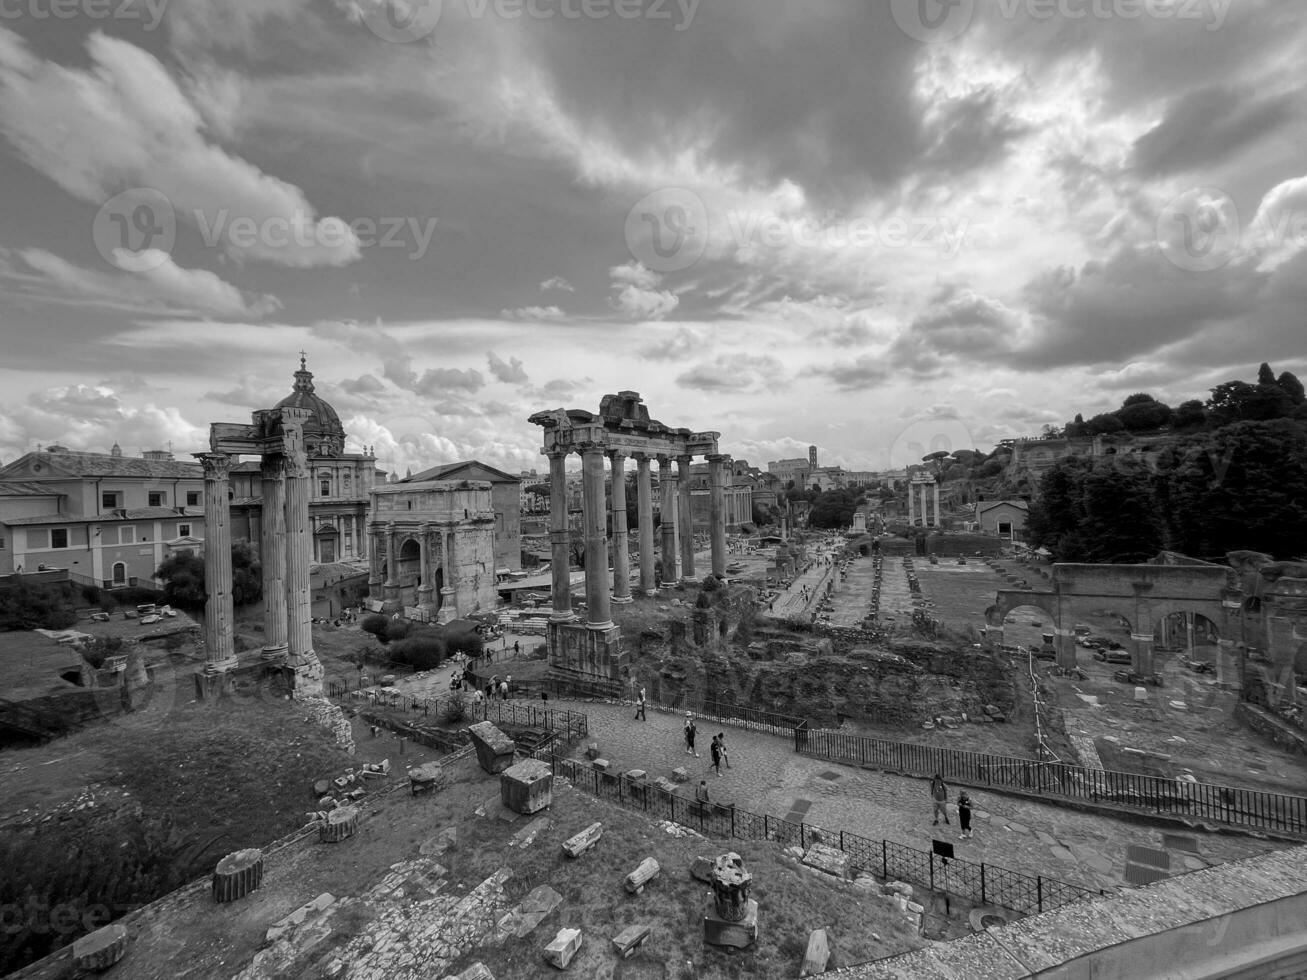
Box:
xmin=2 ymin=0 xmax=1305 ymax=477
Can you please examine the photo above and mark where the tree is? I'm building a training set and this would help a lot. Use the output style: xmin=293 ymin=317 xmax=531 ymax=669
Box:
xmin=1078 ymin=459 xmax=1163 ymax=562
xmin=0 ymin=580 xmax=78 ymax=630
xmin=808 ymin=489 xmax=858 ymax=529
xmin=1277 ymin=370 xmax=1306 ymax=406
xmin=1172 ymin=399 xmax=1208 ymax=430
xmin=1117 ymin=395 xmax=1172 ymax=432
xmin=1085 ymin=412 xmax=1125 ymax=435
xmin=1258 ymin=362 xmax=1276 ymax=385
xmin=154 ymin=540 xmax=262 ymax=609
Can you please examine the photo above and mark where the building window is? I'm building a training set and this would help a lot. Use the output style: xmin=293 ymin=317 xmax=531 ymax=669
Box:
xmin=343 ymin=472 xmax=351 ymax=493
xmin=178 ymin=523 xmax=192 ymax=537
xmin=118 ymin=527 xmax=136 ymax=544
xmin=998 ymin=522 xmax=1013 ymax=536
xmin=320 ymin=478 xmax=331 ymax=497
xmin=51 ymin=528 xmax=68 ymax=549
xmin=148 ymin=491 xmax=165 ymax=507
xmin=186 ymin=491 xmax=200 ymax=507
xmin=112 ymin=562 xmax=127 ymax=585
xmin=344 ymin=531 xmax=353 ymax=552
xmin=102 ymin=492 xmax=119 ymax=509
xmin=0 ymin=536 xmax=5 ymax=549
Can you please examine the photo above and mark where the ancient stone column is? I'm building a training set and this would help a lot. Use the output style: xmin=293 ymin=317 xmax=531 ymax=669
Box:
xmin=933 ymin=482 xmax=941 ymax=528
xmin=446 ymin=528 xmax=461 ymax=617
xmin=908 ymin=482 xmax=916 ymax=525
xmin=581 ymin=443 xmax=614 ymax=629
xmin=438 ymin=527 xmax=456 ymax=623
xmin=708 ymin=453 xmax=728 ymax=578
xmin=658 ymin=455 xmax=678 ymax=584
xmin=284 ymin=445 xmax=315 ymax=668
xmin=919 ymin=484 xmax=929 ymax=527
xmin=197 ymin=453 xmax=237 ymax=672
xmin=609 ymin=451 xmax=632 ymax=603
xmin=636 ymin=454 xmax=656 ymax=595
xmin=259 ymin=455 xmax=289 ymax=661
xmin=547 ymin=449 xmax=574 ymax=621
xmin=677 ymin=454 xmax=696 ymax=581
xmin=366 ymin=523 xmax=383 ymax=602
xmin=417 ymin=523 xmax=434 ymax=611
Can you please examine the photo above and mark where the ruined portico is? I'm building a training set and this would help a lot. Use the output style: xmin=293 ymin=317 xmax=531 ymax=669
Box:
xmin=199 ymin=406 xmax=325 ymax=699
xmin=529 ymin=392 xmax=731 ymax=692
xmin=907 ymin=471 xmax=940 ymax=527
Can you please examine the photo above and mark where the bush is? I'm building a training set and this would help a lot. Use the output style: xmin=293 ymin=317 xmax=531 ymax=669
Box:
xmin=80 ymin=584 xmax=102 ymax=605
xmin=0 ymin=581 xmax=78 ymax=631
xmin=360 ymin=614 xmax=389 ymax=642
xmin=112 ymin=585 xmax=165 ymax=607
xmin=443 ymin=698 xmax=467 ymax=724
xmin=389 ymin=631 xmax=446 ymax=670
xmin=384 ymin=619 xmax=412 ymax=643
xmin=98 ymin=594 xmax=119 ymax=614
xmin=79 ymin=636 xmax=125 ymax=670
xmin=443 ymin=628 xmax=483 ymax=657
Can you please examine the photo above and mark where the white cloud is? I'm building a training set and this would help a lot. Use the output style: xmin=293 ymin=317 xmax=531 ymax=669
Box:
xmin=501 ymin=306 xmax=567 ymax=321
xmin=539 ymin=276 xmax=575 ymax=292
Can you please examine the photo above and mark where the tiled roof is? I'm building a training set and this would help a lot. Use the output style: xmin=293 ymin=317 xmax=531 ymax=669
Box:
xmin=0 ymin=450 xmax=202 ymax=480
xmin=2 ymin=507 xmax=202 ymax=527
xmin=405 ymin=460 xmax=521 ymax=484
xmin=0 ymin=481 xmax=63 ymax=497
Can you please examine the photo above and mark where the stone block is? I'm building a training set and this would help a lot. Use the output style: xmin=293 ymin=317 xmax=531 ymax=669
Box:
xmin=441 ymin=964 xmax=495 ymax=980
xmin=266 ymin=893 xmax=336 ymax=943
xmin=501 ymin=759 xmax=554 ymax=815
xmin=612 ymin=924 xmax=651 ymax=958
xmin=690 ymin=856 xmax=715 ymax=883
xmin=319 ymin=806 xmax=359 ymax=843
xmin=72 ymin=923 xmax=127 ymax=972
xmin=703 ymin=899 xmax=758 ymax=949
xmin=561 ymin=821 xmax=603 ymax=858
xmin=624 ymin=857 xmax=661 ymax=894
xmin=800 ymin=928 xmax=830 ymax=976
xmin=492 ymin=884 xmax=563 ymax=942
xmin=543 ymin=927 xmax=583 ymax=968
xmin=409 ymin=763 xmax=446 ymax=796
xmin=671 ymin=767 xmax=689 ymax=783
xmin=802 ymin=843 xmax=851 ymax=879
xmin=469 ymin=721 xmax=517 ymax=774
xmin=346 ymin=788 xmax=365 ymax=800
xmin=625 ymin=769 xmax=646 ymax=781
xmin=655 ymin=777 xmax=678 ymax=794
xmin=593 ymin=758 xmax=611 ymax=772
xmin=585 ymin=743 xmax=601 ymax=760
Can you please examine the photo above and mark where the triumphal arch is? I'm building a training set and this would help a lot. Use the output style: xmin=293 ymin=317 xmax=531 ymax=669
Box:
xmin=528 ymin=391 xmax=734 ymax=693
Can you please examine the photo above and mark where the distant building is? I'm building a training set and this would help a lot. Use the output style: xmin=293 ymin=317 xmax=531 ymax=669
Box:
xmin=403 ymin=460 xmax=521 ymax=572
xmin=0 ymin=444 xmax=205 ymax=586
xmin=975 ymin=499 xmax=1029 ymax=540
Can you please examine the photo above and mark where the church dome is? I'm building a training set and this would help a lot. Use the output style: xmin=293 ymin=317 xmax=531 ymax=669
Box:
xmin=273 ymin=356 xmax=346 ymax=456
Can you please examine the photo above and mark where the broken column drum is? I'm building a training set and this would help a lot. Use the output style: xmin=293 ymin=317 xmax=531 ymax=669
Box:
xmin=712 ymin=852 xmax=752 ymax=921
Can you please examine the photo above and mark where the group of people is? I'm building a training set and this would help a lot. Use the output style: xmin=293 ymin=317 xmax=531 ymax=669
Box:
xmin=682 ymin=713 xmax=732 ymax=776
xmin=930 ymin=772 xmax=974 ymax=839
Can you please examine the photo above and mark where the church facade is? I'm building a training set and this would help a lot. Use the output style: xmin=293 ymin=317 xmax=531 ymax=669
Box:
xmin=227 ymin=359 xmax=379 ymax=565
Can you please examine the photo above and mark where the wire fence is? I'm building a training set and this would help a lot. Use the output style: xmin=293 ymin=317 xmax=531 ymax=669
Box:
xmin=796 ymin=728 xmax=1307 ymax=838
xmin=540 ymin=752 xmax=1102 ymax=917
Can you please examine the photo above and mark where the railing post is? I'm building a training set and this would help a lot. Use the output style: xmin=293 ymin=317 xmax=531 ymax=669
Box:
xmin=1037 ymin=876 xmax=1043 ymax=913
xmin=764 ymin=814 xmax=769 ymax=839
xmin=882 ymin=840 xmax=888 ymax=878
xmin=929 ymin=852 xmax=935 ymax=892
xmin=800 ymin=823 xmax=806 ymax=849
xmin=730 ymin=804 xmax=736 ymax=838
xmin=980 ymin=864 xmax=986 ymax=905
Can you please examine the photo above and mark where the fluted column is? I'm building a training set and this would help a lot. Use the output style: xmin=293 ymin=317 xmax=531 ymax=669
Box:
xmin=417 ymin=523 xmax=434 ymax=610
xmin=919 ymin=484 xmax=928 ymax=527
xmin=446 ymin=527 xmax=461 ymax=617
xmin=908 ymin=482 xmax=916 ymax=525
xmin=438 ymin=528 xmax=456 ymax=623
xmin=197 ymin=453 xmax=237 ymax=671
xmin=284 ymin=446 xmax=314 ymax=665
xmin=547 ymin=449 xmax=574 ymax=621
xmin=933 ymin=482 xmax=941 ymax=528
xmin=677 ymin=454 xmax=695 ymax=581
xmin=609 ymin=451 xmax=632 ymax=603
xmin=259 ymin=455 xmax=288 ymax=660
xmin=708 ymin=453 xmax=728 ymax=577
xmin=636 ymin=454 xmax=656 ymax=595
xmin=367 ymin=523 xmax=383 ymax=597
xmin=658 ymin=455 xmax=678 ymax=585
xmin=581 ymin=443 xmax=613 ymax=629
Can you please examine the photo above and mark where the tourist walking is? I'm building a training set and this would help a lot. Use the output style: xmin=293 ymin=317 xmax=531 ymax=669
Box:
xmin=930 ymin=773 xmax=950 ymax=826
xmin=514 ymin=640 xmax=520 ymax=656
xmin=958 ymin=792 xmax=973 ymax=839
xmin=634 ymin=687 xmax=647 ymax=721
xmin=716 ymin=732 xmax=730 ymax=769
xmin=472 ymin=688 xmax=485 ymax=719
xmin=499 ymin=679 xmax=509 ymax=700
xmin=685 ymin=713 xmax=699 ymax=757
xmin=695 ymin=779 xmax=711 ymax=809
xmin=709 ymin=735 xmax=722 ymax=776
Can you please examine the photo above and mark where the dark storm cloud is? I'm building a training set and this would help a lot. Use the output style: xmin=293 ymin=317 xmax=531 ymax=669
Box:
xmin=1133 ymin=85 xmax=1299 ymax=177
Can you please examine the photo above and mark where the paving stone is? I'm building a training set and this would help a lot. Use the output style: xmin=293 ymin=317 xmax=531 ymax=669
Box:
xmin=1183 ymin=856 xmax=1208 ymax=871
xmin=1049 ymin=846 xmax=1076 ymax=862
xmin=1006 ymin=822 xmax=1030 ymax=835
xmin=1035 ymin=831 xmax=1057 ymax=846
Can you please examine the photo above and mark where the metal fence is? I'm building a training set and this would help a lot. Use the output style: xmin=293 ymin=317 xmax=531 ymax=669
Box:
xmin=796 ymin=728 xmax=1307 ymax=838
xmin=542 ymin=752 xmax=1101 ymax=917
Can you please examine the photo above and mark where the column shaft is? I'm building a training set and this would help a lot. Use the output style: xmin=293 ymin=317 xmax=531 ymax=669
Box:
xmin=658 ymin=456 xmax=678 ymax=584
xmin=284 ymin=449 xmax=314 ymax=664
xmin=547 ymin=450 xmax=574 ymax=621
xmin=198 ymin=453 xmax=236 ymax=671
xmin=581 ymin=445 xmax=613 ymax=628
xmin=908 ymin=483 xmax=916 ymax=524
xmin=708 ymin=454 xmax=728 ymax=577
xmin=933 ymin=483 xmax=941 ymax=528
xmin=609 ymin=452 xmax=632 ymax=602
xmin=677 ymin=455 xmax=696 ymax=581
xmin=636 ymin=455 xmax=656 ymax=594
xmin=259 ymin=457 xmax=288 ymax=658
xmin=417 ymin=525 xmax=434 ymax=609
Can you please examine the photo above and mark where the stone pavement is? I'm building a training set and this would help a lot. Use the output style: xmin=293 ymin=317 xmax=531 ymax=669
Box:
xmin=558 ymin=698 xmax=1285 ymax=896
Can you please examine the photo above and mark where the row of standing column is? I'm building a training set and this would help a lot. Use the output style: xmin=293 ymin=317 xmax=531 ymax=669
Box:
xmin=199 ymin=450 xmax=314 ymax=671
xmin=548 ymin=447 xmax=731 ymax=629
xmin=907 ymin=482 xmax=942 ymax=527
